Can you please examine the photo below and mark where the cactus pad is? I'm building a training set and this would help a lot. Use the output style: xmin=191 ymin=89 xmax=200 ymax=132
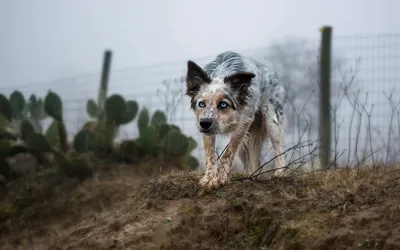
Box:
xmin=120 ymin=100 xmax=138 ymax=124
xmin=105 ymin=94 xmax=127 ymax=125
xmin=185 ymin=155 xmax=200 ymax=170
xmin=86 ymin=99 xmax=100 ymax=118
xmin=29 ymin=95 xmax=47 ymax=120
xmin=164 ymin=131 xmax=189 ymax=157
xmin=20 ymin=120 xmax=35 ymax=142
xmin=151 ymin=110 xmax=167 ymax=127
xmin=137 ymin=107 xmax=150 ymax=134
xmin=27 ymin=133 xmax=53 ymax=153
xmin=73 ymin=130 xmax=99 ymax=152
xmin=0 ymin=94 xmax=12 ymax=121
xmin=44 ymin=91 xmax=63 ymax=121
xmin=137 ymin=126 xmax=158 ymax=153
xmin=9 ymin=91 xmax=26 ymax=120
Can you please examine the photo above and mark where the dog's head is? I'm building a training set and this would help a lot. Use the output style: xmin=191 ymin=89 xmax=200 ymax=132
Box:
xmin=185 ymin=60 xmax=255 ymax=135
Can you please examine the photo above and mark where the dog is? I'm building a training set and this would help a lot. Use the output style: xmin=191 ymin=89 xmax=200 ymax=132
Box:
xmin=185 ymin=51 xmax=287 ymax=190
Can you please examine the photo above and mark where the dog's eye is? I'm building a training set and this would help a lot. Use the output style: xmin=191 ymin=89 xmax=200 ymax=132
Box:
xmin=219 ymin=101 xmax=229 ymax=109
xmin=198 ymin=101 xmax=206 ymax=108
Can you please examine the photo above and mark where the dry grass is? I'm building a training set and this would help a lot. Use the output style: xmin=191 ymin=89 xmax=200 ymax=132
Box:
xmin=0 ymin=164 xmax=399 ymax=250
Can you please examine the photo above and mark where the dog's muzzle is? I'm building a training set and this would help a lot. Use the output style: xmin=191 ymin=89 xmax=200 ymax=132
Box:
xmin=199 ymin=118 xmax=216 ymax=134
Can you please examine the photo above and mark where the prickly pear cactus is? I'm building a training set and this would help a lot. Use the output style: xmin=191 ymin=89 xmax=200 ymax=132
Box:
xmin=137 ymin=126 xmax=158 ymax=153
xmin=157 ymin=124 xmax=171 ymax=141
xmin=20 ymin=120 xmax=35 ymax=143
xmin=104 ymin=95 xmax=138 ymax=125
xmin=105 ymin=94 xmax=127 ymax=125
xmin=187 ymin=136 xmax=198 ymax=153
xmin=45 ymin=120 xmax=60 ymax=147
xmin=9 ymin=91 xmax=26 ymax=120
xmin=86 ymin=99 xmax=100 ymax=119
xmin=53 ymin=151 xmax=92 ymax=181
xmin=73 ymin=130 xmax=99 ymax=153
xmin=27 ymin=133 xmax=53 ymax=153
xmin=157 ymin=124 xmax=181 ymax=143
xmin=137 ymin=107 xmax=150 ymax=134
xmin=185 ymin=155 xmax=200 ymax=170
xmin=44 ymin=120 xmax=68 ymax=152
xmin=120 ymin=100 xmax=138 ymax=124
xmin=164 ymin=131 xmax=189 ymax=157
xmin=28 ymin=95 xmax=47 ymax=120
xmin=151 ymin=110 xmax=167 ymax=127
xmin=0 ymin=94 xmax=12 ymax=121
xmin=44 ymin=91 xmax=63 ymax=121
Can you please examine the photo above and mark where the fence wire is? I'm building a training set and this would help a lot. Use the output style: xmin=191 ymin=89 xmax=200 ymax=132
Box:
xmin=1 ymin=33 xmax=400 ymax=167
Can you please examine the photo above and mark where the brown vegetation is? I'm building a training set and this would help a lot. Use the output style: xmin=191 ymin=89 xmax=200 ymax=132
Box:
xmin=1 ymin=163 xmax=399 ymax=250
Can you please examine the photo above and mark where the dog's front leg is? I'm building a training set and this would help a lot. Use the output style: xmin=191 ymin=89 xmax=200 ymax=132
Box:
xmin=199 ymin=134 xmax=219 ymax=190
xmin=218 ymin=122 xmax=252 ymax=186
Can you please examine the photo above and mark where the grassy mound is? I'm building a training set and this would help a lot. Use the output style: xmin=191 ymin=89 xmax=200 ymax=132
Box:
xmin=0 ymin=165 xmax=399 ymax=250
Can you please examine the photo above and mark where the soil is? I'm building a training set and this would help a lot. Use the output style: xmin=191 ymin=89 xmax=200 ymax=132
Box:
xmin=0 ymin=165 xmax=399 ymax=250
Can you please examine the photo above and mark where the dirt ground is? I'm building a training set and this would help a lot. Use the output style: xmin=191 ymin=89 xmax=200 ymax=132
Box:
xmin=0 ymin=164 xmax=399 ymax=250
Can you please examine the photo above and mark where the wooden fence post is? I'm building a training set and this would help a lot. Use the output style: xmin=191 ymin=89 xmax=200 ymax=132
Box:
xmin=97 ymin=50 xmax=112 ymax=120
xmin=319 ymin=26 xmax=332 ymax=168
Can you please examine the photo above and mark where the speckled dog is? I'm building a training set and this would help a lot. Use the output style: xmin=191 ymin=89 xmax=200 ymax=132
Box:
xmin=185 ymin=51 xmax=287 ymax=190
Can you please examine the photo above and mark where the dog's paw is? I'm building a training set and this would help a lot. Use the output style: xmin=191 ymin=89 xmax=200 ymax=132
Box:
xmin=199 ymin=171 xmax=220 ymax=190
xmin=217 ymin=171 xmax=229 ymax=186
xmin=273 ymin=167 xmax=289 ymax=177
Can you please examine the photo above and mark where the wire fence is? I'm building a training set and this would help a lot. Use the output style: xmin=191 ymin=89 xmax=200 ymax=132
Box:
xmin=1 ymin=33 xmax=400 ymax=167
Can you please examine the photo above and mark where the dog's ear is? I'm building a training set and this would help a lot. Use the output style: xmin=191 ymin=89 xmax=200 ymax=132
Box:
xmin=224 ymin=72 xmax=256 ymax=106
xmin=186 ymin=61 xmax=211 ymax=97
xmin=224 ymin=72 xmax=255 ymax=89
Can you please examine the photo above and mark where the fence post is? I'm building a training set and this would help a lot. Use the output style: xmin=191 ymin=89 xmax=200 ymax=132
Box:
xmin=97 ymin=50 xmax=112 ymax=119
xmin=319 ymin=26 xmax=332 ymax=169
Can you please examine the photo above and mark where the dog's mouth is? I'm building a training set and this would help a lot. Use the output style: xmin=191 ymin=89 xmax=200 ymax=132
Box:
xmin=199 ymin=128 xmax=217 ymax=135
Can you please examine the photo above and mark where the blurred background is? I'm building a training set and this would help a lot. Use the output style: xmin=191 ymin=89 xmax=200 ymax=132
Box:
xmin=1 ymin=0 xmax=400 ymax=168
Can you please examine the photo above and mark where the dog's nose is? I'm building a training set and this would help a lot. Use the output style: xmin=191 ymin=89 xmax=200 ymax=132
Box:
xmin=199 ymin=118 xmax=213 ymax=129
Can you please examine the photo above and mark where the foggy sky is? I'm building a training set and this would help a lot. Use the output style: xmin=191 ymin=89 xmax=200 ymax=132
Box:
xmin=1 ymin=0 xmax=399 ymax=86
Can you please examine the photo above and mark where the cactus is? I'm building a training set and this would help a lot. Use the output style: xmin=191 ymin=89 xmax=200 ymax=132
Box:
xmin=185 ymin=155 xmax=200 ymax=170
xmin=0 ymin=114 xmax=10 ymax=131
xmin=53 ymin=151 xmax=92 ymax=181
xmin=118 ymin=140 xmax=141 ymax=160
xmin=58 ymin=121 xmax=68 ymax=153
xmin=105 ymin=94 xmax=126 ymax=124
xmin=43 ymin=91 xmax=68 ymax=152
xmin=157 ymin=124 xmax=171 ymax=141
xmin=136 ymin=126 xmax=158 ymax=153
xmin=86 ymin=99 xmax=100 ymax=119
xmin=81 ymin=121 xmax=97 ymax=131
xmin=104 ymin=94 xmax=139 ymax=125
xmin=73 ymin=130 xmax=100 ymax=153
xmin=0 ymin=94 xmax=12 ymax=121
xmin=187 ymin=136 xmax=198 ymax=153
xmin=156 ymin=124 xmax=180 ymax=143
xmin=45 ymin=120 xmax=60 ymax=148
xmin=20 ymin=120 xmax=35 ymax=143
xmin=26 ymin=133 xmax=53 ymax=153
xmin=163 ymin=131 xmax=190 ymax=157
xmin=9 ymin=91 xmax=26 ymax=120
xmin=120 ymin=100 xmax=139 ymax=124
xmin=28 ymin=95 xmax=47 ymax=121
xmin=151 ymin=110 xmax=167 ymax=127
xmin=137 ymin=107 xmax=150 ymax=134
xmin=44 ymin=91 xmax=63 ymax=122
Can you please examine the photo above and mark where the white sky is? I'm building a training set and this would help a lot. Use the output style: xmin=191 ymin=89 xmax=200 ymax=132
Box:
xmin=1 ymin=0 xmax=399 ymax=85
